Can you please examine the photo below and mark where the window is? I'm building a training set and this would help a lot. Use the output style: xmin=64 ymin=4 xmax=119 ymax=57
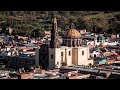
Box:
xmin=90 ymin=55 xmax=92 ymax=57
xmin=25 ymin=60 xmax=28 ymax=63
xmin=14 ymin=58 xmax=17 ymax=62
xmin=76 ymin=40 xmax=78 ymax=46
xmin=94 ymin=54 xmax=96 ymax=57
xmin=0 ymin=56 xmax=3 ymax=58
xmin=69 ymin=51 xmax=71 ymax=56
xmin=63 ymin=40 xmax=65 ymax=45
xmin=29 ymin=60 xmax=32 ymax=63
xmin=51 ymin=55 xmax=53 ymax=59
xmin=61 ymin=57 xmax=63 ymax=62
xmin=82 ymin=51 xmax=84 ymax=55
xmin=20 ymin=58 xmax=22 ymax=63
xmin=72 ymin=41 xmax=75 ymax=47
xmin=57 ymin=62 xmax=59 ymax=65
xmin=61 ymin=52 xmax=63 ymax=56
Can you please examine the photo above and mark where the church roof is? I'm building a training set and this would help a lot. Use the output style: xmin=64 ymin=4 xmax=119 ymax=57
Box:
xmin=66 ymin=28 xmax=81 ymax=38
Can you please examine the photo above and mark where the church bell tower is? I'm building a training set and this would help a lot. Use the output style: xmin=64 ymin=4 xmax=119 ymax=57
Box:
xmin=50 ymin=17 xmax=60 ymax=48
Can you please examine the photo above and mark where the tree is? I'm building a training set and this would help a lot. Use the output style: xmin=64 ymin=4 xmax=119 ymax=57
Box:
xmin=0 ymin=11 xmax=120 ymax=35
xmin=76 ymin=17 xmax=87 ymax=29
xmin=109 ymin=14 xmax=120 ymax=34
xmin=38 ymin=30 xmax=45 ymax=37
xmin=78 ymin=14 xmax=111 ymax=33
xmin=32 ymin=29 xmax=45 ymax=38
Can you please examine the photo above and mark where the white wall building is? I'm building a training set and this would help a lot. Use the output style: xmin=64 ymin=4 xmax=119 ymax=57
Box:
xmin=48 ymin=17 xmax=93 ymax=69
xmin=92 ymin=51 xmax=100 ymax=57
xmin=49 ymin=46 xmax=93 ymax=69
xmin=94 ymin=35 xmax=109 ymax=46
xmin=108 ymin=41 xmax=118 ymax=46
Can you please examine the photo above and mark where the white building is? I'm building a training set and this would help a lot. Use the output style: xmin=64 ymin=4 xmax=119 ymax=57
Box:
xmin=48 ymin=17 xmax=93 ymax=69
xmin=92 ymin=51 xmax=100 ymax=57
xmin=94 ymin=34 xmax=109 ymax=46
xmin=108 ymin=41 xmax=118 ymax=46
xmin=87 ymin=41 xmax=95 ymax=46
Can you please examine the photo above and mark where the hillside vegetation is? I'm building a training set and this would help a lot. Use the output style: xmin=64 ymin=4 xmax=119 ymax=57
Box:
xmin=0 ymin=11 xmax=120 ymax=37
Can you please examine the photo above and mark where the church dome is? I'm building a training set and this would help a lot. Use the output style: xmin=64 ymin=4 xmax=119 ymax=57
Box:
xmin=97 ymin=35 xmax=105 ymax=41
xmin=66 ymin=28 xmax=81 ymax=38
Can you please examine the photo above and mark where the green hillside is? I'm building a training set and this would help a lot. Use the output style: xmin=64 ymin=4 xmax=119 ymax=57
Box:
xmin=0 ymin=11 xmax=120 ymax=37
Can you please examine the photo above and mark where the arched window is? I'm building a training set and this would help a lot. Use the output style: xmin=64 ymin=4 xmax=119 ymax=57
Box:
xmin=57 ymin=61 xmax=59 ymax=65
xmin=76 ymin=40 xmax=78 ymax=46
xmin=82 ymin=51 xmax=84 ymax=55
xmin=72 ymin=40 xmax=75 ymax=47
xmin=61 ymin=52 xmax=63 ymax=56
xmin=79 ymin=40 xmax=81 ymax=45
xmin=63 ymin=40 xmax=65 ymax=45
xmin=51 ymin=55 xmax=53 ymax=59
xmin=69 ymin=51 xmax=71 ymax=56
xmin=68 ymin=40 xmax=71 ymax=47
xmin=94 ymin=54 xmax=96 ymax=57
xmin=97 ymin=37 xmax=99 ymax=42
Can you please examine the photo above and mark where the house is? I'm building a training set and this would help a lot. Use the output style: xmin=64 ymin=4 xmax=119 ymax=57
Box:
xmin=117 ymin=55 xmax=120 ymax=60
xmin=79 ymin=29 xmax=86 ymax=35
xmin=9 ymin=72 xmax=34 ymax=79
xmin=6 ymin=53 xmax=35 ymax=69
xmin=106 ymin=60 xmax=115 ymax=65
xmin=44 ymin=31 xmax=51 ymax=38
xmin=111 ymin=34 xmax=117 ymax=39
xmin=92 ymin=51 xmax=100 ymax=57
xmin=18 ymin=36 xmax=28 ymax=41
xmin=94 ymin=58 xmax=107 ymax=65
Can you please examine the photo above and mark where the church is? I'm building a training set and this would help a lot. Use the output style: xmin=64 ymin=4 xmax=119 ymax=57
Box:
xmin=48 ymin=17 xmax=93 ymax=69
